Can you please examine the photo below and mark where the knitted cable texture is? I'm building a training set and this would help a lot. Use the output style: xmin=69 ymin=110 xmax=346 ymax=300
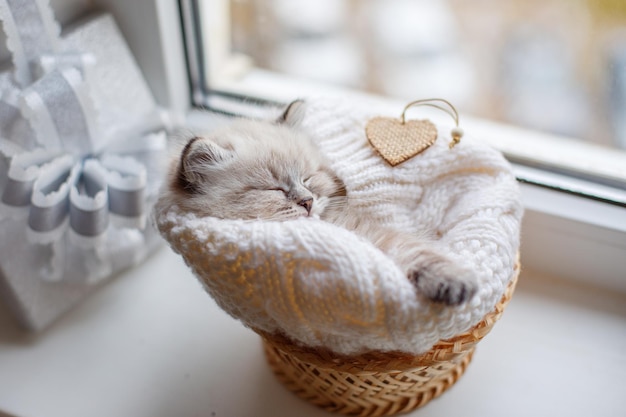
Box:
xmin=154 ymin=98 xmax=523 ymax=355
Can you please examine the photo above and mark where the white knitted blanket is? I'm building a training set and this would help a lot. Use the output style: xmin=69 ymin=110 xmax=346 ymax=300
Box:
xmin=154 ymin=98 xmax=523 ymax=355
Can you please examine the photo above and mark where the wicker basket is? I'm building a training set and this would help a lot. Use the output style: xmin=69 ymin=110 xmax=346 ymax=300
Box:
xmin=260 ymin=263 xmax=519 ymax=417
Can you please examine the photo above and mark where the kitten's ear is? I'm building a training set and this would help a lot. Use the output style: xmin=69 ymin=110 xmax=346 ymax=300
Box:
xmin=180 ymin=137 xmax=232 ymax=184
xmin=276 ymin=99 xmax=306 ymax=126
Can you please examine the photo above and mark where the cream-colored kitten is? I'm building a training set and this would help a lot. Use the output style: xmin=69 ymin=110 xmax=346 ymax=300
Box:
xmin=164 ymin=101 xmax=477 ymax=305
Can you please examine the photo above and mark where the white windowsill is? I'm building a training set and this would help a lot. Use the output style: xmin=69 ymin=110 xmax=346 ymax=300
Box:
xmin=0 ymin=246 xmax=624 ymax=417
xmin=1 ymin=63 xmax=623 ymax=417
xmin=211 ymin=68 xmax=626 ymax=184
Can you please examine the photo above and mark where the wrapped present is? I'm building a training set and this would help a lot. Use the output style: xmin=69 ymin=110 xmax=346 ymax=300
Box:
xmin=0 ymin=0 xmax=168 ymax=330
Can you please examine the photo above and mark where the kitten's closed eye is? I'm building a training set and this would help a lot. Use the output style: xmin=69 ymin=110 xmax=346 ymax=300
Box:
xmin=269 ymin=187 xmax=288 ymax=196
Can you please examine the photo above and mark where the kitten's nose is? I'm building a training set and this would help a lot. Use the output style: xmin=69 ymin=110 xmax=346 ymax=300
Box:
xmin=298 ymin=197 xmax=313 ymax=214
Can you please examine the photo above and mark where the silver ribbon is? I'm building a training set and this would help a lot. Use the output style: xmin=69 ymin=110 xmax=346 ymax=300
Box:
xmin=0 ymin=0 xmax=60 ymax=87
xmin=2 ymin=148 xmax=64 ymax=207
xmin=21 ymin=67 xmax=99 ymax=154
xmin=28 ymin=154 xmax=79 ymax=234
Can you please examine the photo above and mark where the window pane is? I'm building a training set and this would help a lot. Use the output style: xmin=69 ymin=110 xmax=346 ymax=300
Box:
xmin=229 ymin=0 xmax=626 ymax=150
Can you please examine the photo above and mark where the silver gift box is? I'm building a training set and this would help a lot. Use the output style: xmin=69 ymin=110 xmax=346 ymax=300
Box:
xmin=0 ymin=12 xmax=166 ymax=331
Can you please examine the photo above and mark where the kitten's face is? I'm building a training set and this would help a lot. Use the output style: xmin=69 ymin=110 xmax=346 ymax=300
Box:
xmin=171 ymin=104 xmax=345 ymax=221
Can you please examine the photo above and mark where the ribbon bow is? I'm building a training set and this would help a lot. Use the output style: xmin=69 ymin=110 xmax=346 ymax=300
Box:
xmin=0 ymin=0 xmax=167 ymax=282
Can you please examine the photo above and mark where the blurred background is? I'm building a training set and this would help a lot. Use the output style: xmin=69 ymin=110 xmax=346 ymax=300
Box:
xmin=229 ymin=0 xmax=626 ymax=150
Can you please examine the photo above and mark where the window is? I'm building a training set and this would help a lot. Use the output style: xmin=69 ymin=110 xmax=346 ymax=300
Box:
xmin=183 ymin=0 xmax=626 ymax=191
xmin=230 ymin=0 xmax=626 ymax=147
xmin=178 ymin=0 xmax=626 ymax=287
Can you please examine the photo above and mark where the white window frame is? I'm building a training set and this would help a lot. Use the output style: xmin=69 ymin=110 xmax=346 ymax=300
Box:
xmin=103 ymin=0 xmax=626 ymax=292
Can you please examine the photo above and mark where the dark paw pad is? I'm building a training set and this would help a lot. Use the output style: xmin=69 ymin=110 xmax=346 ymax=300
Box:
xmin=408 ymin=269 xmax=478 ymax=306
xmin=429 ymin=281 xmax=477 ymax=305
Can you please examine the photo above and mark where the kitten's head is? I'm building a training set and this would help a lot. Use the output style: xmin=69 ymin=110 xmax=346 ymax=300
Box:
xmin=170 ymin=100 xmax=346 ymax=221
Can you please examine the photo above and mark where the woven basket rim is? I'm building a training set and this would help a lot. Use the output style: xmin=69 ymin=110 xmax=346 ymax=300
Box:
xmin=258 ymin=262 xmax=520 ymax=373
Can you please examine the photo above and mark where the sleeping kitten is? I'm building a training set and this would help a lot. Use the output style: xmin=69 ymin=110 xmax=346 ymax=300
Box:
xmin=164 ymin=100 xmax=477 ymax=305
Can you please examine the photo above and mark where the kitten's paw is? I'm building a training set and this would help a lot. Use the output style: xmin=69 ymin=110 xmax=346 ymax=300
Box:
xmin=408 ymin=265 xmax=478 ymax=306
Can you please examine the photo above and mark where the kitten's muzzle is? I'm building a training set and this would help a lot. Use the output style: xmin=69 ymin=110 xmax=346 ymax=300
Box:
xmin=298 ymin=197 xmax=313 ymax=215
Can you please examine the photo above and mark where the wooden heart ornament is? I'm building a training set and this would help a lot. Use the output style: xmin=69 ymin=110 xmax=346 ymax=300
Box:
xmin=366 ymin=116 xmax=438 ymax=166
